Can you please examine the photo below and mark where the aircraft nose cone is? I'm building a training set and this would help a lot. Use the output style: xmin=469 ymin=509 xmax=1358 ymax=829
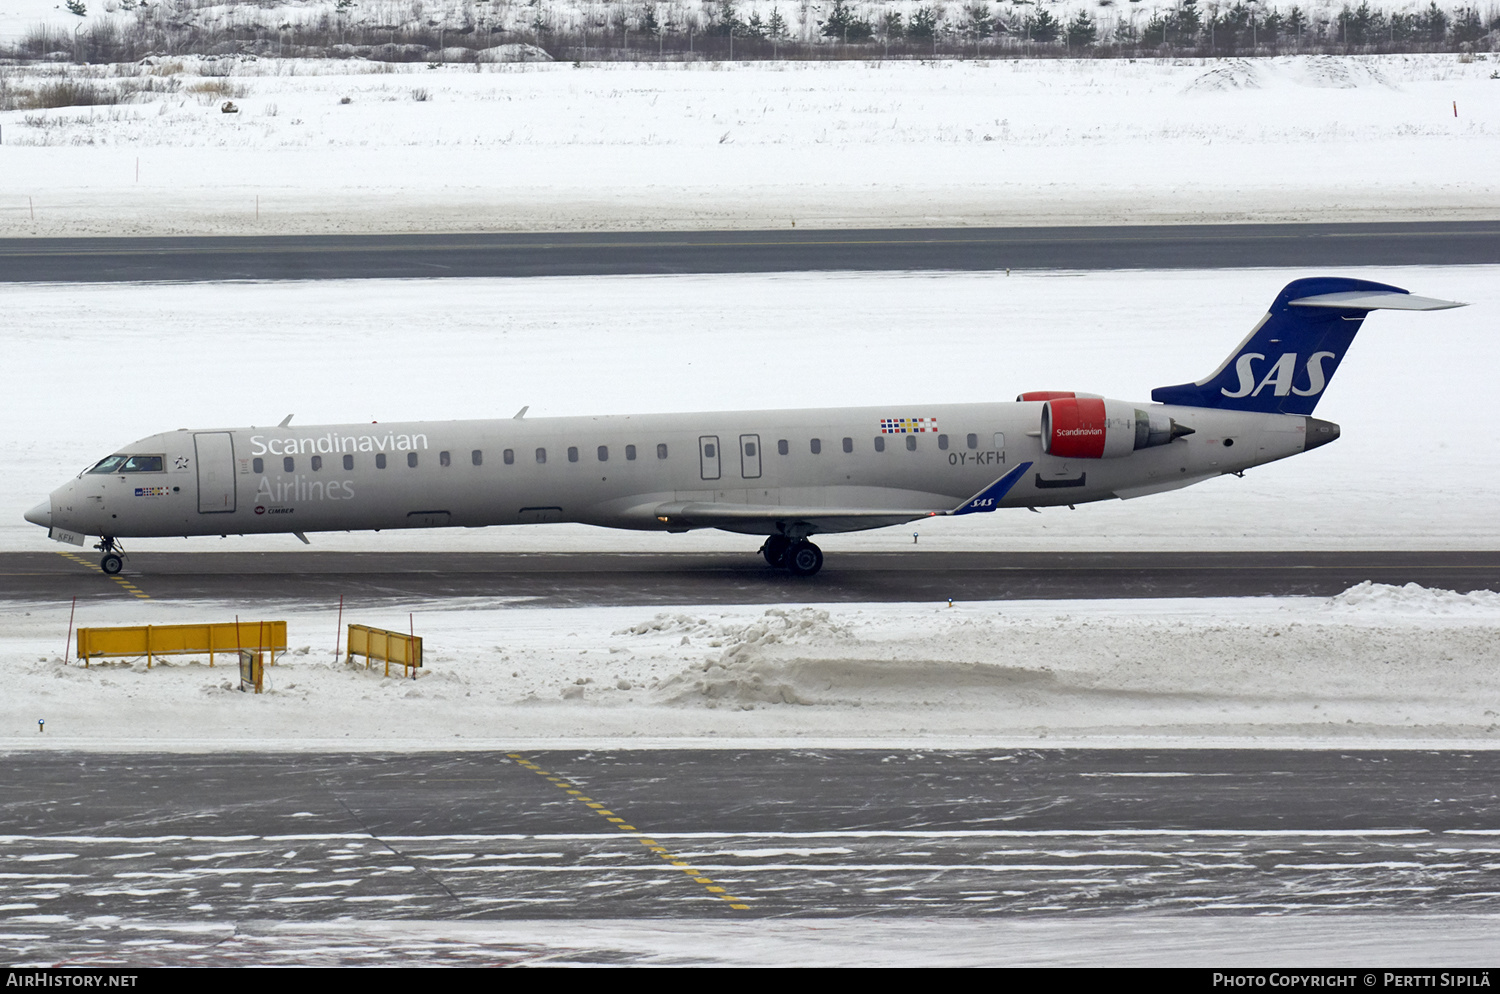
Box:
xmin=24 ymin=501 xmax=51 ymax=528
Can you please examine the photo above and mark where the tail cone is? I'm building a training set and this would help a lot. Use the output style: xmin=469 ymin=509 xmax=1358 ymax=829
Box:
xmin=1304 ymin=418 xmax=1341 ymax=452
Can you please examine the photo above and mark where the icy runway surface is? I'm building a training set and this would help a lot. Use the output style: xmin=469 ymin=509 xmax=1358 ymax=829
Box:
xmin=5 ymin=748 xmax=1500 ymax=966
xmin=4 ymin=583 xmax=1500 ymax=748
xmin=0 ymin=55 xmax=1495 ymax=235
xmin=3 ymin=266 xmax=1494 ymax=554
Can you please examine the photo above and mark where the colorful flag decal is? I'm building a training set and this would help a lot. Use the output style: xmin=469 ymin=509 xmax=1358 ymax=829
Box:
xmin=879 ymin=417 xmax=937 ymax=434
xmin=134 ymin=487 xmax=168 ymax=497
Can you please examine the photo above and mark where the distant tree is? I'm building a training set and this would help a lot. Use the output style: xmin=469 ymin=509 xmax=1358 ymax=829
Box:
xmin=709 ymin=0 xmax=741 ymax=36
xmin=1335 ymin=2 xmax=1385 ymax=46
xmin=961 ymin=2 xmax=994 ymax=41
xmin=1284 ymin=4 xmax=1307 ymax=41
xmin=821 ymin=0 xmax=873 ymax=41
xmin=766 ymin=6 xmax=788 ymax=40
xmin=1066 ymin=10 xmax=1097 ymax=46
xmin=1451 ymin=5 xmax=1485 ymax=43
xmin=65 ymin=0 xmax=86 ymax=16
xmin=1414 ymin=1 xmax=1448 ymax=42
xmin=1026 ymin=7 xmax=1061 ymax=42
xmin=880 ymin=9 xmax=904 ymax=40
xmin=1143 ymin=1 xmax=1200 ymax=47
xmin=907 ymin=5 xmax=940 ymax=39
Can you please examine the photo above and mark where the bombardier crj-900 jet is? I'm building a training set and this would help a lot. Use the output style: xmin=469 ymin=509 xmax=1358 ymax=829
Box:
xmin=26 ymin=278 xmax=1462 ymax=577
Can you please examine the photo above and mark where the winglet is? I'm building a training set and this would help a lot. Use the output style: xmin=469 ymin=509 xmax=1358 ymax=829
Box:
xmin=513 ymin=406 xmax=529 ymax=420
xmin=279 ymin=414 xmax=294 ymax=427
xmin=947 ymin=462 xmax=1033 ymax=516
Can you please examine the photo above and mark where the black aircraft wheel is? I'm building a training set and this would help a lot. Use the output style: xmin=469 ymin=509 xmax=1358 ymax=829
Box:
xmin=100 ymin=554 xmax=123 ymax=575
xmin=785 ymin=541 xmax=824 ymax=577
xmin=761 ymin=535 xmax=791 ymax=568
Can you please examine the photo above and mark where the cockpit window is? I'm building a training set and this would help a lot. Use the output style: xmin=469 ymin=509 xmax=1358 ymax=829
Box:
xmin=88 ymin=455 xmax=129 ymax=474
xmin=88 ymin=454 xmax=163 ymax=474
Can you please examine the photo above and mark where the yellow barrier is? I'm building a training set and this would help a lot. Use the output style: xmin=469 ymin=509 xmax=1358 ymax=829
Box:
xmin=346 ymin=624 xmax=422 ymax=678
xmin=76 ymin=621 xmax=288 ymax=669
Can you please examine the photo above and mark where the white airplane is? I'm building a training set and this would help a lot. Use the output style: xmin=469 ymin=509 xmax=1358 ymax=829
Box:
xmin=25 ymin=277 xmax=1461 ymax=577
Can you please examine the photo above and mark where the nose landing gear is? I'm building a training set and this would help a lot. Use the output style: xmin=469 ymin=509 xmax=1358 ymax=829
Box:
xmin=94 ymin=537 xmax=125 ymax=575
xmin=757 ymin=536 xmax=824 ymax=576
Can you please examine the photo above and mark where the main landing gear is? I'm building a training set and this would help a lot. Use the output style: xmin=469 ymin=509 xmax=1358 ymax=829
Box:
xmin=758 ymin=536 xmax=825 ymax=577
xmin=94 ymin=537 xmax=124 ymax=575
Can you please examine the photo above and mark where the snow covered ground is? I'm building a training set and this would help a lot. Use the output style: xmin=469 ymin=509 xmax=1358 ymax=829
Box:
xmin=4 ymin=582 xmax=1499 ymax=749
xmin=0 ymin=53 xmax=1495 ymax=235
xmin=3 ymin=265 xmax=1492 ymax=554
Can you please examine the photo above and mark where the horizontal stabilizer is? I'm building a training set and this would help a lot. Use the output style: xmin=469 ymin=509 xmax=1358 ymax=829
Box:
xmin=1289 ymin=291 xmax=1465 ymax=311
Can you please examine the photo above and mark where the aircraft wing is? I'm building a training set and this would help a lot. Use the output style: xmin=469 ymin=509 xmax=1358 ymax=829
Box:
xmin=651 ymin=463 xmax=1033 ymax=533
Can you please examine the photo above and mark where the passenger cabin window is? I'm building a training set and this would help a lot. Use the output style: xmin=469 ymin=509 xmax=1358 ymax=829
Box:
xmin=568 ymin=446 xmax=579 ymax=463
xmin=626 ymin=444 xmax=637 ymax=461
xmin=283 ymin=456 xmax=294 ymax=473
xmin=967 ymin=433 xmax=978 ymax=450
xmin=536 ymin=448 xmax=547 ymax=464
xmin=407 ymin=452 xmax=418 ymax=468
xmin=906 ymin=435 xmax=917 ymax=451
xmin=938 ymin=434 xmax=949 ymax=450
xmin=598 ymin=445 xmax=608 ymax=462
xmin=311 ymin=455 xmax=323 ymax=471
xmin=440 ymin=451 xmax=451 ymax=467
xmin=841 ymin=437 xmax=853 ymax=453
xmin=376 ymin=453 xmax=387 ymax=469
xmin=657 ymin=443 xmax=668 ymax=460
xmin=777 ymin=439 xmax=789 ymax=456
xmin=503 ymin=449 xmax=514 ymax=465
xmin=343 ymin=454 xmax=354 ymax=471
xmin=994 ymin=432 xmax=1006 ymax=449
xmin=874 ymin=437 xmax=885 ymax=452
xmin=253 ymin=457 xmax=264 ymax=474
xmin=473 ymin=450 xmax=484 ymax=466
xmin=810 ymin=438 xmax=822 ymax=455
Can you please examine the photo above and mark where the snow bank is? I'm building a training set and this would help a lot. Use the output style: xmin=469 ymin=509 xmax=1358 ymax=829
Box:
xmin=0 ymin=54 xmax=1494 ymax=235
xmin=1324 ymin=581 xmax=1500 ymax=615
xmin=5 ymin=584 xmax=1500 ymax=750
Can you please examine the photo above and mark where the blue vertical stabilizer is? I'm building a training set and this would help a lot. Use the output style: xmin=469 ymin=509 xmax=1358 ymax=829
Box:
xmin=1151 ymin=277 xmax=1413 ymax=415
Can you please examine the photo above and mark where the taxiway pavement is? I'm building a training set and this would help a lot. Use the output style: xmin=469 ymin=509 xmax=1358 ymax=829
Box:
xmin=2 ymin=748 xmax=1499 ymax=964
xmin=2 ymin=221 xmax=1497 ymax=282
xmin=3 ymin=550 xmax=1498 ymax=605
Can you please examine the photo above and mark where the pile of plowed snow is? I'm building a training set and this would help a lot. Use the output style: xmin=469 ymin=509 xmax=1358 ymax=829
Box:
xmin=7 ymin=583 xmax=1495 ymax=748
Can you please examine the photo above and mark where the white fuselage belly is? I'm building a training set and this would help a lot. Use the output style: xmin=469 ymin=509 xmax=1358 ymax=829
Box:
xmin=50 ymin=402 xmax=1310 ymax=540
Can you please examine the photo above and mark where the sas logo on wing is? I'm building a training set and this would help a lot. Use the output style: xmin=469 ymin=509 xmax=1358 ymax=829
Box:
xmin=134 ymin=487 xmax=168 ymax=497
xmin=1221 ymin=351 xmax=1337 ymax=399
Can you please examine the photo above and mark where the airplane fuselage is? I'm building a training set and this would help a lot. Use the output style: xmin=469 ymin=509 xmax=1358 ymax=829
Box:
xmin=43 ymin=400 xmax=1316 ymax=542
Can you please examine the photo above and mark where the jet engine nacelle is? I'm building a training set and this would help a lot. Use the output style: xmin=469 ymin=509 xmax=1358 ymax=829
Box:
xmin=1040 ymin=397 xmax=1189 ymax=459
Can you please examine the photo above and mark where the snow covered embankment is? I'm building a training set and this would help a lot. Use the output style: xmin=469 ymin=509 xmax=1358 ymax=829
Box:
xmin=4 ymin=582 xmax=1499 ymax=749
xmin=0 ymin=54 xmax=1495 ymax=236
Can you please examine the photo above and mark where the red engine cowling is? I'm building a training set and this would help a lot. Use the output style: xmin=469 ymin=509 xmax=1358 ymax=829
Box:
xmin=1041 ymin=397 xmax=1141 ymax=459
xmin=1016 ymin=390 xmax=1102 ymax=402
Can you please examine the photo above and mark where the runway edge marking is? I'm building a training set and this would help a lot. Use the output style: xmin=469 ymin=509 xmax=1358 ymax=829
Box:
xmin=56 ymin=550 xmax=150 ymax=600
xmin=508 ymin=752 xmax=752 ymax=911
